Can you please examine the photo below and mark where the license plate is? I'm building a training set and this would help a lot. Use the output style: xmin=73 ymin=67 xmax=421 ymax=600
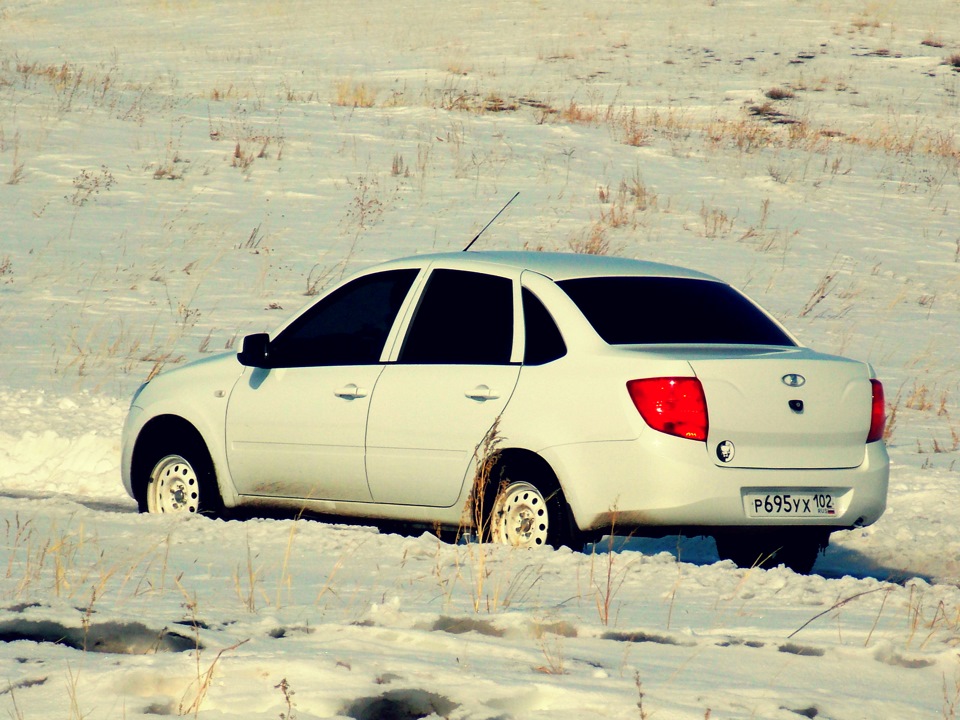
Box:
xmin=745 ymin=492 xmax=836 ymax=517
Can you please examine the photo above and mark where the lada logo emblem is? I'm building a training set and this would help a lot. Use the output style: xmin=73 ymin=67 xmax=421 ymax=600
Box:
xmin=782 ymin=373 xmax=806 ymax=388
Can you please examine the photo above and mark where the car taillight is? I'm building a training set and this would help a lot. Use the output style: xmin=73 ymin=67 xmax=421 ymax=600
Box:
xmin=867 ymin=379 xmax=886 ymax=443
xmin=627 ymin=377 xmax=708 ymax=441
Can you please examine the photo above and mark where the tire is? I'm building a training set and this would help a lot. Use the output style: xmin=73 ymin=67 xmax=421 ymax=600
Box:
xmin=143 ymin=436 xmax=223 ymax=517
xmin=714 ymin=530 xmax=828 ymax=574
xmin=486 ymin=462 xmax=583 ymax=551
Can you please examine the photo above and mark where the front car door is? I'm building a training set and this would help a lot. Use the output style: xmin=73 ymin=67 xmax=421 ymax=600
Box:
xmin=365 ymin=267 xmax=522 ymax=507
xmin=225 ymin=268 xmax=420 ymax=502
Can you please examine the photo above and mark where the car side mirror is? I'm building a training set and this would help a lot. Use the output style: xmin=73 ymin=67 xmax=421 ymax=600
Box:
xmin=237 ymin=333 xmax=273 ymax=368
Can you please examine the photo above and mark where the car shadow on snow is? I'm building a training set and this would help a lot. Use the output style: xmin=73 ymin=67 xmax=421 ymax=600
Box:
xmin=607 ymin=534 xmax=934 ymax=584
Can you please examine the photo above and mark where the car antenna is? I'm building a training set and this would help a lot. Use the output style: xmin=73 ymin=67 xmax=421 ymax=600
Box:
xmin=462 ymin=191 xmax=519 ymax=252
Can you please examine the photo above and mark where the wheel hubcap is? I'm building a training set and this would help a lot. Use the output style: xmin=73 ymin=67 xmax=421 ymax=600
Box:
xmin=147 ymin=455 xmax=200 ymax=514
xmin=491 ymin=482 xmax=549 ymax=548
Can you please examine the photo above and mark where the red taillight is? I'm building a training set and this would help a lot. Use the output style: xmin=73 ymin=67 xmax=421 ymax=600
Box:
xmin=867 ymin=379 xmax=886 ymax=443
xmin=627 ymin=377 xmax=709 ymax=441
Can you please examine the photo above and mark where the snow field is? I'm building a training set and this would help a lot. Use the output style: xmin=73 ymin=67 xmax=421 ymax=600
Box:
xmin=2 ymin=0 xmax=960 ymax=717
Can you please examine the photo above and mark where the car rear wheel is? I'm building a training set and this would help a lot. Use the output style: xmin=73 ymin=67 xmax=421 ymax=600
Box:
xmin=714 ymin=530 xmax=828 ymax=574
xmin=143 ymin=438 xmax=222 ymax=517
xmin=490 ymin=481 xmax=551 ymax=548
xmin=486 ymin=465 xmax=583 ymax=551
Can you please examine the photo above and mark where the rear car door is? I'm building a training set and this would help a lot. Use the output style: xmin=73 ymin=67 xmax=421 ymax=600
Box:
xmin=225 ymin=268 xmax=419 ymax=502
xmin=365 ymin=267 xmax=522 ymax=507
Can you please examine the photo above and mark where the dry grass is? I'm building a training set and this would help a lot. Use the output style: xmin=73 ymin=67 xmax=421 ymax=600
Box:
xmin=13 ymin=60 xmax=123 ymax=114
xmin=588 ymin=525 xmax=631 ymax=627
xmin=334 ymin=79 xmax=376 ymax=108
xmin=765 ymin=86 xmax=796 ymax=101
xmin=394 ymin=71 xmax=957 ymax=173
xmin=847 ymin=13 xmax=882 ymax=34
xmin=209 ymin=85 xmax=238 ymax=102
xmin=906 ymin=383 xmax=934 ymax=412
xmin=706 ymin=117 xmax=778 ymax=153
xmin=700 ymin=203 xmax=735 ymax=239
xmin=69 ymin=166 xmax=115 ymax=206
xmin=569 ymin=223 xmax=614 ymax=256
xmin=6 ymin=131 xmax=25 ymax=185
xmin=883 ymin=391 xmax=900 ymax=443
xmin=798 ymin=263 xmax=840 ymax=317
xmin=464 ymin=420 xmax=502 ymax=612
xmin=533 ymin=621 xmax=569 ymax=674
xmin=613 ymin=107 xmax=651 ymax=147
xmin=559 ymin=99 xmax=599 ymax=125
xmin=390 ymin=153 xmax=408 ymax=177
xmin=207 ymin=108 xmax=286 ymax=174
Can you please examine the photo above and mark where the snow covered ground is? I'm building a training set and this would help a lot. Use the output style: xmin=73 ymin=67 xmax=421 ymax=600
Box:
xmin=1 ymin=0 xmax=960 ymax=717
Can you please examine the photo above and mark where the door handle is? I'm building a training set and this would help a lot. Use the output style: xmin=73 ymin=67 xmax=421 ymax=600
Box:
xmin=465 ymin=385 xmax=500 ymax=401
xmin=334 ymin=384 xmax=368 ymax=399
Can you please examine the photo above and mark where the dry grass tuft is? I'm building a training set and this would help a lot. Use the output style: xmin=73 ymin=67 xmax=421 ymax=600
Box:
xmin=611 ymin=107 xmax=650 ymax=147
xmin=596 ymin=176 xmax=656 ymax=227
xmin=906 ymin=383 xmax=933 ymax=412
xmin=765 ymin=87 xmax=795 ymax=101
xmin=334 ymin=79 xmax=376 ymax=108
xmin=848 ymin=14 xmax=882 ymax=34
xmin=700 ymin=203 xmax=735 ymax=239
xmin=559 ymin=100 xmax=599 ymax=124
xmin=209 ymin=85 xmax=237 ymax=102
xmin=6 ymin=132 xmax=25 ymax=185
xmin=569 ymin=223 xmax=614 ymax=256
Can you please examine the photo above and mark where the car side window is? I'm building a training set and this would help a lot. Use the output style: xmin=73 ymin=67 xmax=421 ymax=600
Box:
xmin=270 ymin=269 xmax=419 ymax=367
xmin=522 ymin=288 xmax=566 ymax=365
xmin=399 ymin=269 xmax=513 ymax=364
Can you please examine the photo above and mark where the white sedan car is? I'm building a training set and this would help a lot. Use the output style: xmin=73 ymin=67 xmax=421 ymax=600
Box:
xmin=121 ymin=251 xmax=888 ymax=572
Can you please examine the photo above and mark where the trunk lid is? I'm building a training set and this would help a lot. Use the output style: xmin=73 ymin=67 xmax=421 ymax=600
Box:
xmin=632 ymin=345 xmax=873 ymax=470
xmin=693 ymin=346 xmax=871 ymax=469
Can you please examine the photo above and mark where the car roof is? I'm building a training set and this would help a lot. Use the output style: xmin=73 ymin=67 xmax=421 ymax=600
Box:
xmin=375 ymin=251 xmax=721 ymax=283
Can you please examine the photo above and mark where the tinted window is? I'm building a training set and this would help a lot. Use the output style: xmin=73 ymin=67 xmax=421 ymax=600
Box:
xmin=400 ymin=269 xmax=513 ymax=364
xmin=557 ymin=276 xmax=795 ymax=346
xmin=522 ymin=288 xmax=566 ymax=365
xmin=272 ymin=269 xmax=418 ymax=366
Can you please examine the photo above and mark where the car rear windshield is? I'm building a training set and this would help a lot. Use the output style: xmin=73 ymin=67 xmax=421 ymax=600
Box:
xmin=557 ymin=276 xmax=795 ymax=346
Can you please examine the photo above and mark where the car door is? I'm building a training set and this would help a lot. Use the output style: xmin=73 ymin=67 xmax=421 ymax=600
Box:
xmin=225 ymin=268 xmax=420 ymax=502
xmin=365 ymin=267 xmax=522 ymax=507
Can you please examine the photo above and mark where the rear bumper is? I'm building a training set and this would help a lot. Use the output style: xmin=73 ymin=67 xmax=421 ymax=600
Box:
xmin=543 ymin=435 xmax=889 ymax=534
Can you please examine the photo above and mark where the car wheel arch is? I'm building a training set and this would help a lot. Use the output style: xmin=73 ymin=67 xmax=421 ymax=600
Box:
xmin=132 ymin=415 xmax=216 ymax=511
xmin=483 ymin=449 xmax=559 ymax=497
xmin=479 ymin=448 xmax=586 ymax=550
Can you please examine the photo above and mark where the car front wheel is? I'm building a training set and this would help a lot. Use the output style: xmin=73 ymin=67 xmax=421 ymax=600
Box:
xmin=143 ymin=439 xmax=222 ymax=517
